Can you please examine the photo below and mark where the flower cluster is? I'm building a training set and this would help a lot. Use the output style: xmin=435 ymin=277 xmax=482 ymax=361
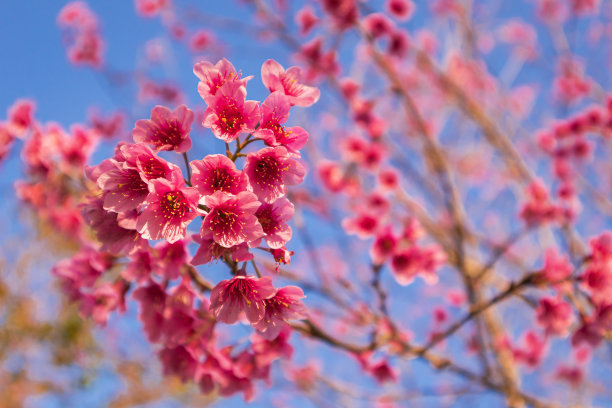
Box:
xmin=21 ymin=58 xmax=314 ymax=399
xmin=57 ymin=2 xmax=104 ymax=68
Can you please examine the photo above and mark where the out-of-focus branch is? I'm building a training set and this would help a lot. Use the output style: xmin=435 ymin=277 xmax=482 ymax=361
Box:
xmin=415 ymin=51 xmax=535 ymax=184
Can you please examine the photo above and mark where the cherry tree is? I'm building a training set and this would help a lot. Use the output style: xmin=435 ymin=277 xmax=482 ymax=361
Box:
xmin=2 ymin=0 xmax=612 ymax=406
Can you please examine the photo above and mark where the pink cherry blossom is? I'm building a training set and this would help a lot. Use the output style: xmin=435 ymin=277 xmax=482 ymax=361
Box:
xmin=79 ymin=281 xmax=127 ymax=326
xmin=135 ymin=0 xmax=170 ymax=18
xmin=155 ymin=239 xmax=190 ymax=280
xmin=512 ymin=330 xmax=548 ymax=368
xmin=190 ymin=154 xmax=247 ymax=196
xmin=132 ymin=105 xmax=194 ymax=153
xmin=189 ymin=30 xmax=214 ymax=54
xmin=539 ymin=248 xmax=573 ymax=284
xmin=386 ymin=0 xmax=415 ymax=21
xmin=254 ymin=197 xmax=294 ymax=249
xmin=270 ymin=247 xmax=293 ymax=266
xmin=194 ymin=58 xmax=251 ymax=104
xmin=191 ymin=232 xmax=253 ymax=265
xmin=95 ymin=143 xmax=182 ymax=213
xmin=133 ymin=280 xmax=166 ymax=342
xmin=571 ymin=321 xmax=603 ymax=348
xmin=321 ymin=0 xmax=359 ymax=28
xmin=343 ymin=212 xmax=380 ymax=239
xmin=201 ymin=81 xmax=260 ymax=143
xmin=209 ymin=275 xmax=275 ymax=324
xmin=254 ymin=91 xmax=308 ymax=155
xmin=390 ymin=245 xmax=446 ymax=286
xmin=201 ymin=191 xmax=264 ymax=248
xmin=159 ymin=345 xmax=198 ymax=383
xmin=89 ymin=108 xmax=125 ymax=139
xmin=7 ymin=99 xmax=36 ymax=137
xmin=253 ymin=286 xmax=307 ymax=339
xmin=362 ymin=13 xmax=396 ymax=39
xmin=536 ymin=297 xmax=574 ymax=336
xmin=261 ymin=59 xmax=320 ymax=107
xmin=370 ymin=227 xmax=398 ymax=265
xmin=121 ymin=249 xmax=153 ymax=283
xmin=251 ymin=326 xmax=294 ymax=367
xmin=296 ymin=6 xmax=319 ymax=36
xmin=52 ymin=248 xmax=112 ymax=293
xmin=244 ymin=146 xmax=306 ymax=203
xmin=81 ymin=195 xmax=145 ymax=255
xmin=136 ymin=177 xmax=200 ymax=243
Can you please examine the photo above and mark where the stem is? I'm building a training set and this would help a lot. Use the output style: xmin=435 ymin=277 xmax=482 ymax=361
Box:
xmin=182 ymin=152 xmax=192 ymax=184
xmin=251 ymin=259 xmax=262 ymax=278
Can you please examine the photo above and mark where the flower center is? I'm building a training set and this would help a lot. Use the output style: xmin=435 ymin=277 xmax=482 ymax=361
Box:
xmin=154 ymin=120 xmax=182 ymax=147
xmin=218 ymin=100 xmax=243 ymax=134
xmin=162 ymin=191 xmax=187 ymax=219
xmin=255 ymin=156 xmax=283 ymax=185
xmin=140 ymin=157 xmax=167 ymax=180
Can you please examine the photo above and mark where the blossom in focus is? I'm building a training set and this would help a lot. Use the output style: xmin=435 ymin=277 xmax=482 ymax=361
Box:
xmin=190 ymin=154 xmax=247 ymax=196
xmin=136 ymin=176 xmax=200 ymax=243
xmin=253 ymin=286 xmax=307 ymax=339
xmin=244 ymin=146 xmax=306 ymax=204
xmin=261 ymin=59 xmax=320 ymax=107
xmin=194 ymin=58 xmax=251 ymax=104
xmin=254 ymin=91 xmax=309 ymax=155
xmin=201 ymin=81 xmax=260 ymax=143
xmin=133 ymin=105 xmax=194 ymax=153
xmin=200 ymin=191 xmax=264 ymax=248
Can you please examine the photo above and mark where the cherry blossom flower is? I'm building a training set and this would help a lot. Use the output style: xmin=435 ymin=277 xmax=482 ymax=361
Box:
xmin=209 ymin=275 xmax=275 ymax=324
xmin=253 ymin=197 xmax=294 ymax=249
xmin=536 ymin=297 xmax=574 ymax=336
xmin=296 ymin=5 xmax=318 ymax=36
xmin=159 ymin=345 xmax=198 ymax=383
xmin=251 ymin=326 xmax=294 ymax=366
xmin=386 ymin=0 xmax=414 ymax=21
xmin=270 ymin=247 xmax=293 ymax=266
xmin=200 ymin=191 xmax=264 ymax=248
xmin=539 ymin=248 xmax=573 ymax=284
xmin=190 ymin=154 xmax=247 ymax=196
xmin=201 ymin=81 xmax=260 ymax=143
xmin=121 ymin=249 xmax=154 ymax=283
xmin=133 ymin=280 xmax=166 ymax=342
xmin=343 ymin=212 xmax=380 ymax=239
xmin=362 ymin=13 xmax=395 ymax=39
xmin=253 ymin=286 xmax=307 ymax=339
xmin=321 ymin=0 xmax=359 ymax=28
xmin=254 ymin=91 xmax=308 ymax=155
xmin=370 ymin=227 xmax=398 ymax=265
xmin=194 ymin=58 xmax=251 ymax=104
xmin=95 ymin=143 xmax=182 ymax=213
xmin=136 ymin=176 xmax=199 ymax=243
xmin=135 ymin=0 xmax=170 ymax=18
xmin=191 ymin=232 xmax=253 ymax=265
xmin=390 ymin=245 xmax=445 ymax=285
xmin=155 ymin=239 xmax=190 ymax=280
xmin=571 ymin=321 xmax=602 ymax=348
xmin=7 ymin=99 xmax=36 ymax=137
xmin=244 ymin=146 xmax=306 ymax=203
xmin=512 ymin=331 xmax=548 ymax=368
xmin=132 ymin=105 xmax=194 ymax=153
xmin=261 ymin=59 xmax=320 ymax=107
xmin=189 ymin=29 xmax=214 ymax=53
xmin=79 ymin=281 xmax=127 ymax=326
xmin=81 ymin=195 xmax=145 ymax=255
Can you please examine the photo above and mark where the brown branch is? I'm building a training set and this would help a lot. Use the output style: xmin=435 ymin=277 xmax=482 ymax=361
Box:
xmin=418 ymin=273 xmax=538 ymax=355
